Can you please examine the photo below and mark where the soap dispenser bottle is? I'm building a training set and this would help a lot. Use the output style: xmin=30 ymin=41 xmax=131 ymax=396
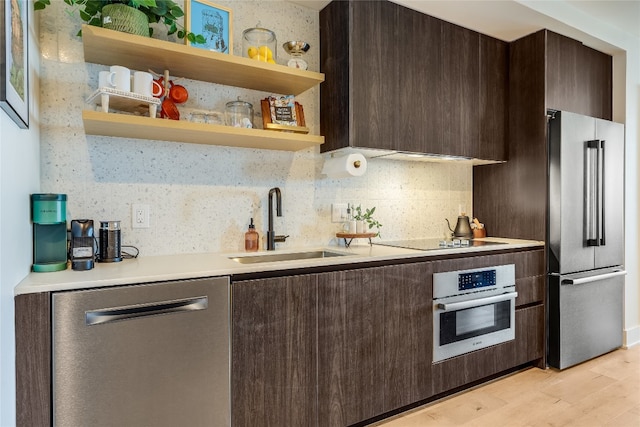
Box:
xmin=244 ymin=218 xmax=259 ymax=251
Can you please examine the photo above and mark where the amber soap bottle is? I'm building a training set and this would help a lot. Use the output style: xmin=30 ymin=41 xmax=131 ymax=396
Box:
xmin=244 ymin=218 xmax=259 ymax=251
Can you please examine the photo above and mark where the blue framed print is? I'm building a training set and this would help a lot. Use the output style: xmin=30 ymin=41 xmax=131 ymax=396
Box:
xmin=0 ymin=0 xmax=29 ymax=128
xmin=185 ymin=0 xmax=232 ymax=54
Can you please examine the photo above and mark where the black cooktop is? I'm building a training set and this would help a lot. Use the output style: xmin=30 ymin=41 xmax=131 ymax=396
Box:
xmin=374 ymin=238 xmax=506 ymax=251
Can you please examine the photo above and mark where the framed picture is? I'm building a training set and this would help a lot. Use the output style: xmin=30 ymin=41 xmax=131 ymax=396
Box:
xmin=0 ymin=0 xmax=29 ymax=129
xmin=185 ymin=0 xmax=232 ymax=54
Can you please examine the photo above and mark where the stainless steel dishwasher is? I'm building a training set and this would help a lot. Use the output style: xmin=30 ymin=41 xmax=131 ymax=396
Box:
xmin=52 ymin=277 xmax=230 ymax=427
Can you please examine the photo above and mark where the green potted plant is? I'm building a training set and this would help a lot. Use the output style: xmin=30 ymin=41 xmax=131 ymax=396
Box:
xmin=353 ymin=205 xmax=383 ymax=237
xmin=34 ymin=0 xmax=205 ymax=43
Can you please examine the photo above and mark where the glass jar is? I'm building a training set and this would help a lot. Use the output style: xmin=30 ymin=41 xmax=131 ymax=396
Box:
xmin=242 ymin=27 xmax=277 ymax=64
xmin=225 ymin=98 xmax=254 ymax=128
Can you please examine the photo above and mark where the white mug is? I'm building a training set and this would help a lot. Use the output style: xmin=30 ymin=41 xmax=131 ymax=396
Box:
xmin=132 ymin=71 xmax=153 ymax=97
xmin=109 ymin=65 xmax=131 ymax=92
xmin=98 ymin=71 xmax=115 ymax=89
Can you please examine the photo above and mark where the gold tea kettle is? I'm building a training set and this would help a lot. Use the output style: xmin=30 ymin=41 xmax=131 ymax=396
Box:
xmin=446 ymin=214 xmax=473 ymax=239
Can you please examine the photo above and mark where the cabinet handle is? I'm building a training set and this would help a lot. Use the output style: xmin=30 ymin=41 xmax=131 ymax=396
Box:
xmin=85 ymin=296 xmax=208 ymax=326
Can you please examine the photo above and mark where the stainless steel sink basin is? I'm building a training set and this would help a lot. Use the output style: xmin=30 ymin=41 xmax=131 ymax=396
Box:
xmin=229 ymin=250 xmax=352 ymax=264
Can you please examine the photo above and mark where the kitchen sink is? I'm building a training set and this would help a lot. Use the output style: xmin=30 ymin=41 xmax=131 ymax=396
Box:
xmin=229 ymin=250 xmax=352 ymax=264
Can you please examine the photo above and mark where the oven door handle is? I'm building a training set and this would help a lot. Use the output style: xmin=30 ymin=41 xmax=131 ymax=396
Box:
xmin=437 ymin=291 xmax=518 ymax=311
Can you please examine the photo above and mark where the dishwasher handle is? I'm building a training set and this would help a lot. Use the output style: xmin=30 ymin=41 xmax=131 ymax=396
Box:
xmin=561 ymin=270 xmax=627 ymax=286
xmin=86 ymin=296 xmax=208 ymax=326
xmin=437 ymin=291 xmax=518 ymax=311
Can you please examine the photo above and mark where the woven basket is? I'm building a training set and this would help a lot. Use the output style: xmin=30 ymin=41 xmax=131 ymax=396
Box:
xmin=101 ymin=4 xmax=149 ymax=37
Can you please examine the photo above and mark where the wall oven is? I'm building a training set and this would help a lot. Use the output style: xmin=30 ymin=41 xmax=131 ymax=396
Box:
xmin=433 ymin=264 xmax=517 ymax=363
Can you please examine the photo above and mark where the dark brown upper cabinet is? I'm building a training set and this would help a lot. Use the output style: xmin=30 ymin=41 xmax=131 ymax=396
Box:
xmin=478 ymin=35 xmax=508 ymax=161
xmin=320 ymin=0 xmax=508 ymax=161
xmin=320 ymin=0 xmax=399 ymax=152
xmin=396 ymin=5 xmax=443 ymax=154
xmin=546 ymin=31 xmax=613 ymax=120
xmin=473 ymin=29 xmax=612 ymax=242
xmin=440 ymin=22 xmax=480 ymax=158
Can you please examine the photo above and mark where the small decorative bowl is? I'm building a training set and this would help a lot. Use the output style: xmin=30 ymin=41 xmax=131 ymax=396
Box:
xmin=282 ymin=41 xmax=310 ymax=56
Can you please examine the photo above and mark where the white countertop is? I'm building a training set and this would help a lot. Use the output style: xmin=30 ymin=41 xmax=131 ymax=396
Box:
xmin=14 ymin=237 xmax=543 ymax=295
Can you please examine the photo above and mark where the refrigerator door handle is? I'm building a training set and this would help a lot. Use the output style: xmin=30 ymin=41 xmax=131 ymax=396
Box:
xmin=561 ymin=269 xmax=626 ymax=285
xmin=85 ymin=296 xmax=209 ymax=326
xmin=586 ymin=140 xmax=601 ymax=246
xmin=599 ymin=140 xmax=606 ymax=246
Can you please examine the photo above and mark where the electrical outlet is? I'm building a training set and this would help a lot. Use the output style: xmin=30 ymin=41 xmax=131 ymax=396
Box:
xmin=331 ymin=203 xmax=348 ymax=223
xmin=132 ymin=204 xmax=150 ymax=228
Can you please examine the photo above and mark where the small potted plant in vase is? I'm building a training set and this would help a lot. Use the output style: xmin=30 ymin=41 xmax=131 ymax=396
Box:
xmin=353 ymin=205 xmax=383 ymax=237
xmin=34 ymin=0 xmax=205 ymax=43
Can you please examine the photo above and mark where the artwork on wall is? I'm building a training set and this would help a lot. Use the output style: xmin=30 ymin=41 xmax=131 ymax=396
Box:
xmin=0 ymin=0 xmax=29 ymax=129
xmin=185 ymin=0 xmax=232 ymax=54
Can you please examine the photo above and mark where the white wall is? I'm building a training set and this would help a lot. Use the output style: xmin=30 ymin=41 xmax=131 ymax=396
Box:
xmin=0 ymin=4 xmax=41 ymax=427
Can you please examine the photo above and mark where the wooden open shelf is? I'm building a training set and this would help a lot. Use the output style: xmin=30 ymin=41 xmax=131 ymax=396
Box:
xmin=82 ymin=110 xmax=324 ymax=151
xmin=82 ymin=25 xmax=324 ymax=95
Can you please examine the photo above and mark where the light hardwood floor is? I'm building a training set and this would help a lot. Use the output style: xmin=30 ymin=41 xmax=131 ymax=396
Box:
xmin=375 ymin=346 xmax=639 ymax=427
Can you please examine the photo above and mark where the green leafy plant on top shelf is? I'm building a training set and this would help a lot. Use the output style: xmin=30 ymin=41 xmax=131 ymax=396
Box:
xmin=34 ymin=0 xmax=206 ymax=44
xmin=353 ymin=205 xmax=383 ymax=237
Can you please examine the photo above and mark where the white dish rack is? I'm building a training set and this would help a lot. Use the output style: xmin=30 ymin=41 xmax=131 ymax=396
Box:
xmin=86 ymin=87 xmax=161 ymax=117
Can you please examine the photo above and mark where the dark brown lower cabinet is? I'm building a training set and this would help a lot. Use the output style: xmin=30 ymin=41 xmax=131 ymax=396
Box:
xmin=231 ymin=274 xmax=318 ymax=427
xmin=317 ymin=263 xmax=433 ymax=426
xmin=512 ymin=305 xmax=545 ymax=366
xmin=382 ymin=263 xmax=433 ymax=411
xmin=317 ymin=267 xmax=386 ymax=425
xmin=15 ymin=292 xmax=52 ymax=427
xmin=232 ymin=262 xmax=433 ymax=427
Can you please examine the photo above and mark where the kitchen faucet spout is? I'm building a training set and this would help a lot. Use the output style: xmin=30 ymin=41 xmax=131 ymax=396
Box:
xmin=267 ymin=187 xmax=284 ymax=250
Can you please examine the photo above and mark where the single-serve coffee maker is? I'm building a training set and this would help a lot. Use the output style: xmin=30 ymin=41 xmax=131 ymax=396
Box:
xmin=31 ymin=194 xmax=68 ymax=272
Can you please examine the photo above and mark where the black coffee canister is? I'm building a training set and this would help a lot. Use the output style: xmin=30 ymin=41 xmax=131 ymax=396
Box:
xmin=99 ymin=220 xmax=122 ymax=262
xmin=70 ymin=219 xmax=95 ymax=271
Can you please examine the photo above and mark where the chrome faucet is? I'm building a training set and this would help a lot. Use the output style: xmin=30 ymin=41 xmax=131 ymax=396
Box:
xmin=267 ymin=187 xmax=288 ymax=250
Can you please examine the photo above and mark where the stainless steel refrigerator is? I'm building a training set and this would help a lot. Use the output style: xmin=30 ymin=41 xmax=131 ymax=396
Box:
xmin=547 ymin=110 xmax=626 ymax=370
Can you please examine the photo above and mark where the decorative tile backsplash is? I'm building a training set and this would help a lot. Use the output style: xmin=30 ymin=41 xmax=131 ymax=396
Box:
xmin=37 ymin=0 xmax=472 ymax=256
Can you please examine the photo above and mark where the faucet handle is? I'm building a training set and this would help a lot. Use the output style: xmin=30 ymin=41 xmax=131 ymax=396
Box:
xmin=274 ymin=235 xmax=289 ymax=243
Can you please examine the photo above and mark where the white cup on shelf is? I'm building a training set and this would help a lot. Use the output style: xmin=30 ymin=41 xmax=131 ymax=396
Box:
xmin=98 ymin=71 xmax=116 ymax=90
xmin=132 ymin=71 xmax=153 ymax=97
xmin=109 ymin=65 xmax=131 ymax=92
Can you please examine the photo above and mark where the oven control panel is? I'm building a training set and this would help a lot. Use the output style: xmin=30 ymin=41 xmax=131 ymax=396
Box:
xmin=433 ymin=264 xmax=515 ymax=299
xmin=458 ymin=270 xmax=496 ymax=291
